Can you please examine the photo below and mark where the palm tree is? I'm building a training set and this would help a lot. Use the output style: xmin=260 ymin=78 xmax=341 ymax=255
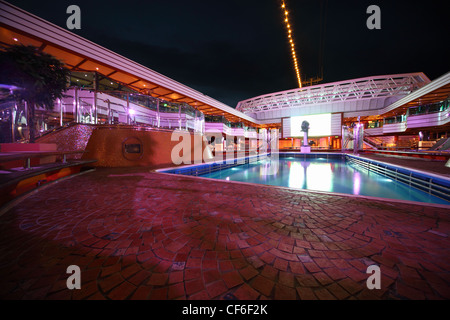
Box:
xmin=0 ymin=44 xmax=70 ymax=142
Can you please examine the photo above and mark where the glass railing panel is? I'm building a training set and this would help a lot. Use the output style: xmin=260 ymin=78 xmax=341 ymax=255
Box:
xmin=69 ymin=71 xmax=95 ymax=89
xmin=1 ymin=84 xmax=206 ymax=139
xmin=1 ymin=100 xmax=29 ymax=142
xmin=408 ymin=99 xmax=450 ymax=116
xmin=159 ymin=101 xmax=180 ymax=113
xmin=59 ymin=94 xmax=73 ymax=124
xmin=94 ymin=97 xmax=111 ymax=124
xmin=78 ymin=97 xmax=95 ymax=124
xmin=96 ymin=73 xmax=137 ymax=93
xmin=383 ymin=115 xmax=406 ymax=125
xmin=129 ymin=93 xmax=158 ymax=112
xmin=230 ymin=122 xmax=243 ymax=128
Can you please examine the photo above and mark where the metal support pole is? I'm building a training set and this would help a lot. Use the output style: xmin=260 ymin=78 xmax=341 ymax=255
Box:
xmin=107 ymin=100 xmax=111 ymax=124
xmin=94 ymin=91 xmax=98 ymax=124
xmin=127 ymin=92 xmax=130 ymax=125
xmin=11 ymin=105 xmax=15 ymax=142
xmin=178 ymin=104 xmax=182 ymax=130
xmin=24 ymin=100 xmax=29 ymax=141
xmin=195 ymin=109 xmax=199 ymax=133
xmin=74 ymin=87 xmax=79 ymax=123
xmin=156 ymin=99 xmax=160 ymax=128
xmin=185 ymin=104 xmax=188 ymax=131
xmin=59 ymin=99 xmax=63 ymax=127
xmin=354 ymin=125 xmax=360 ymax=154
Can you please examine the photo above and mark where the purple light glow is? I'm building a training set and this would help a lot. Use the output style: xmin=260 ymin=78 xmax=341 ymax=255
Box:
xmin=353 ymin=172 xmax=361 ymax=195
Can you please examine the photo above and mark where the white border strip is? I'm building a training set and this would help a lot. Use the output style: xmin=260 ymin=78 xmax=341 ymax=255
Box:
xmin=155 ymin=171 xmax=450 ymax=209
xmin=156 ymin=153 xmax=269 ymax=173
xmin=155 ymin=152 xmax=450 ymax=207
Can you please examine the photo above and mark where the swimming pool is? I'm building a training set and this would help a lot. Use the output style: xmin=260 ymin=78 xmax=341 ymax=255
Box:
xmin=160 ymin=153 xmax=450 ymax=205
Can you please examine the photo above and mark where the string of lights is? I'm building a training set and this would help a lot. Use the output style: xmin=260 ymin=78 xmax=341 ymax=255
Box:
xmin=281 ymin=0 xmax=302 ymax=88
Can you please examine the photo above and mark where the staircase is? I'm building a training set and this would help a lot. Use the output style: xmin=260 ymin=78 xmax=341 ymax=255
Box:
xmin=429 ymin=137 xmax=450 ymax=151
xmin=362 ymin=132 xmax=383 ymax=150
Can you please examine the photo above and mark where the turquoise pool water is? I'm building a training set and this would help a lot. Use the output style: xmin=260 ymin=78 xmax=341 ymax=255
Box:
xmin=199 ymin=157 xmax=450 ymax=205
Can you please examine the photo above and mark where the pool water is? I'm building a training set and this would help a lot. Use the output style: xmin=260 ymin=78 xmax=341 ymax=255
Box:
xmin=199 ymin=157 xmax=450 ymax=205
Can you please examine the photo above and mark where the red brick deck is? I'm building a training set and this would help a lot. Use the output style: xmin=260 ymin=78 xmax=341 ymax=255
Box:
xmin=0 ymin=167 xmax=449 ymax=300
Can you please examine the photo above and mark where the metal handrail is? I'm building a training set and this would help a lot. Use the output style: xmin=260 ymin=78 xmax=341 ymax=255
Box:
xmin=346 ymin=156 xmax=450 ymax=199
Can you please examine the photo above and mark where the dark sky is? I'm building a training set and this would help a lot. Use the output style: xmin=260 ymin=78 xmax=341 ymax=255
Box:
xmin=7 ymin=0 xmax=450 ymax=107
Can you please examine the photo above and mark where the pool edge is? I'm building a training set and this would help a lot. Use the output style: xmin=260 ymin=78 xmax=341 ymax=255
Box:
xmin=154 ymin=171 xmax=450 ymax=209
xmin=156 ymin=152 xmax=450 ymax=207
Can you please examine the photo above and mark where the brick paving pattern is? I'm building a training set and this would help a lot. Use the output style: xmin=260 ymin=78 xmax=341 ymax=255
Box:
xmin=0 ymin=167 xmax=449 ymax=300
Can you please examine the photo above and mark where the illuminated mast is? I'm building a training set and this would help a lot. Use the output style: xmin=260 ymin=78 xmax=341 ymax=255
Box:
xmin=281 ymin=0 xmax=302 ymax=88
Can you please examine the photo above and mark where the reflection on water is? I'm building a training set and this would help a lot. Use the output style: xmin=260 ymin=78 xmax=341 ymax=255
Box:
xmin=200 ymin=158 xmax=449 ymax=205
xmin=353 ymin=171 xmax=361 ymax=195
xmin=306 ymin=162 xmax=332 ymax=192
xmin=287 ymin=161 xmax=332 ymax=192
xmin=259 ymin=159 xmax=280 ymax=177
xmin=287 ymin=161 xmax=304 ymax=190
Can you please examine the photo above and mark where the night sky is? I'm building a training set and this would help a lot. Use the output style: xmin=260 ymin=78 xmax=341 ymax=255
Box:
xmin=7 ymin=0 xmax=450 ymax=107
